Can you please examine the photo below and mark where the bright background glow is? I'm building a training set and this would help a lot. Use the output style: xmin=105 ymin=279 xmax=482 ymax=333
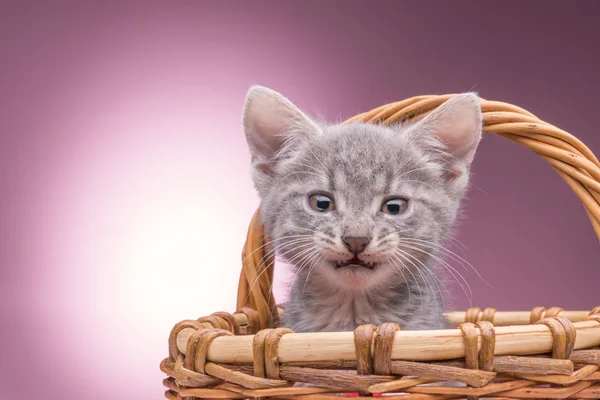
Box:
xmin=2 ymin=2 xmax=599 ymax=399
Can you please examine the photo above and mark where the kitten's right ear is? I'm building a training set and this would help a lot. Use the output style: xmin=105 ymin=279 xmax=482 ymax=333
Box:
xmin=243 ymin=85 xmax=319 ymax=174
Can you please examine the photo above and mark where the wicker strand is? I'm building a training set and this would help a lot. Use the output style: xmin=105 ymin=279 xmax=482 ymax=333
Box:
xmin=353 ymin=324 xmax=377 ymax=376
xmin=168 ymin=320 xmax=204 ymax=361
xmin=237 ymin=307 xmax=261 ymax=335
xmin=459 ymin=323 xmax=480 ymax=371
xmin=192 ymin=329 xmax=232 ymax=374
xmin=264 ymin=328 xmax=294 ymax=380
xmin=481 ymin=308 xmax=497 ymax=323
xmin=535 ymin=317 xmax=576 ymax=360
xmin=476 ymin=321 xmax=496 ymax=372
xmin=211 ymin=311 xmax=240 ymax=335
xmin=465 ymin=307 xmax=482 ymax=324
xmin=372 ymin=323 xmax=401 ymax=376
xmin=252 ymin=329 xmax=273 ymax=379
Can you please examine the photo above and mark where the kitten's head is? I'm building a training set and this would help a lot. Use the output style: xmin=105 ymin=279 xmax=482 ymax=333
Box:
xmin=242 ymin=86 xmax=482 ymax=290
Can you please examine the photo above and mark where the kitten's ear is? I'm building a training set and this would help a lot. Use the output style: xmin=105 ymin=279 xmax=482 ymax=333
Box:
xmin=243 ymin=85 xmax=319 ymax=173
xmin=417 ymin=93 xmax=482 ymax=167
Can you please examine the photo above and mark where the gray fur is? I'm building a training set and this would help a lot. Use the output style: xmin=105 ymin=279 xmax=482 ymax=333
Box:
xmin=242 ymin=86 xmax=482 ymax=333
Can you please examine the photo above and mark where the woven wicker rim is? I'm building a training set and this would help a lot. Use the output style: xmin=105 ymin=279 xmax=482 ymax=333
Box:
xmin=164 ymin=309 xmax=600 ymax=399
xmin=236 ymin=94 xmax=600 ymax=329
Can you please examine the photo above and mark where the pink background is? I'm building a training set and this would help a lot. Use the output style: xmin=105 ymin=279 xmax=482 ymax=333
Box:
xmin=2 ymin=1 xmax=599 ymax=399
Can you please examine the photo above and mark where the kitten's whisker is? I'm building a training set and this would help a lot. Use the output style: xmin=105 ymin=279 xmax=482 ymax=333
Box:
xmin=407 ymin=254 xmax=447 ymax=305
xmin=440 ymin=233 xmax=469 ymax=253
xmin=254 ymin=238 xmax=314 ymax=272
xmin=287 ymin=246 xmax=319 ymax=300
xmin=275 ymin=245 xmax=320 ymax=292
xmin=390 ymin=252 xmax=423 ymax=309
xmin=283 ymin=241 xmax=316 ymax=264
xmin=245 ymin=240 xmax=315 ymax=301
xmin=412 ymin=256 xmax=444 ymax=314
xmin=248 ymin=240 xmax=313 ymax=290
xmin=244 ymin=256 xmax=276 ymax=305
xmin=417 ymin=268 xmax=436 ymax=314
xmin=386 ymin=255 xmax=412 ymax=306
xmin=400 ymin=238 xmax=490 ymax=287
xmin=283 ymin=245 xmax=319 ymax=273
xmin=300 ymin=252 xmax=323 ymax=309
xmin=241 ymin=234 xmax=314 ymax=264
xmin=392 ymin=249 xmax=439 ymax=314
xmin=393 ymin=246 xmax=451 ymax=296
xmin=259 ymin=236 xmax=314 ymax=258
xmin=422 ymin=266 xmax=450 ymax=305
xmin=279 ymin=222 xmax=335 ymax=243
xmin=263 ymin=243 xmax=318 ymax=305
xmin=405 ymin=244 xmax=472 ymax=305
xmin=399 ymin=242 xmax=473 ymax=304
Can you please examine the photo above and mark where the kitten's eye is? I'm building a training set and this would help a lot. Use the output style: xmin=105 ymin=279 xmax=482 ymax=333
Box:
xmin=381 ymin=198 xmax=408 ymax=215
xmin=309 ymin=194 xmax=335 ymax=212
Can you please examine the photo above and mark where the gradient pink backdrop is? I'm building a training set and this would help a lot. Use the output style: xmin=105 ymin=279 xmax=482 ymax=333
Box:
xmin=2 ymin=1 xmax=599 ymax=399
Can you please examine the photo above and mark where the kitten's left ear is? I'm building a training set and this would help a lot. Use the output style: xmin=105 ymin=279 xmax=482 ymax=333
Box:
xmin=243 ymin=85 xmax=320 ymax=168
xmin=418 ymin=93 xmax=483 ymax=167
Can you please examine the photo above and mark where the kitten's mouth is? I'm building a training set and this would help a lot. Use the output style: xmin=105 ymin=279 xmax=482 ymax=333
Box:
xmin=335 ymin=257 xmax=376 ymax=269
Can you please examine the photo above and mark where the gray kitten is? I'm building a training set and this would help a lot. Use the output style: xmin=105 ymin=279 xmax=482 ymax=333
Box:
xmin=242 ymin=86 xmax=482 ymax=333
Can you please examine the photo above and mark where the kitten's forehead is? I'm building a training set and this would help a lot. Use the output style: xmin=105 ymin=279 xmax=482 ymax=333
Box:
xmin=323 ymin=123 xmax=398 ymax=159
xmin=313 ymin=123 xmax=412 ymax=194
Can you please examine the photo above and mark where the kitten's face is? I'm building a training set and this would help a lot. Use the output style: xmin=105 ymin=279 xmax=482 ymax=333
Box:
xmin=259 ymin=124 xmax=459 ymax=289
xmin=243 ymin=86 xmax=482 ymax=290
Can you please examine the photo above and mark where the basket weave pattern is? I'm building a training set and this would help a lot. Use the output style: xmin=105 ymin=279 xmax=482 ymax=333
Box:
xmin=162 ymin=95 xmax=600 ymax=399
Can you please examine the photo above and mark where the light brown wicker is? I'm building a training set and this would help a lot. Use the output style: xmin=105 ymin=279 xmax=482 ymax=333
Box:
xmin=161 ymin=95 xmax=600 ymax=399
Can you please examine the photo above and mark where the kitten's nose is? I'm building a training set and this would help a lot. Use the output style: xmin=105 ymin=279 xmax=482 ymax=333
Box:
xmin=342 ymin=236 xmax=371 ymax=255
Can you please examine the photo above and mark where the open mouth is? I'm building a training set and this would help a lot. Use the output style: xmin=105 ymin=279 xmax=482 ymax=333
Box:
xmin=335 ymin=257 xmax=377 ymax=269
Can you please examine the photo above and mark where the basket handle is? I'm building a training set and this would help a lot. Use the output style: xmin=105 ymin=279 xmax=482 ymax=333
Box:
xmin=236 ymin=94 xmax=600 ymax=329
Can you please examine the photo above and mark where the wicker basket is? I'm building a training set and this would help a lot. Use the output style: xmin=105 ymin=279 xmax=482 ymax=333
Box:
xmin=161 ymin=95 xmax=600 ymax=399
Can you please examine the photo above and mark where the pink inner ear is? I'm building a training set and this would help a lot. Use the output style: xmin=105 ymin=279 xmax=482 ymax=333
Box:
xmin=244 ymin=86 xmax=318 ymax=161
xmin=435 ymin=115 xmax=478 ymax=157
xmin=246 ymin=98 xmax=292 ymax=156
xmin=428 ymin=95 xmax=482 ymax=164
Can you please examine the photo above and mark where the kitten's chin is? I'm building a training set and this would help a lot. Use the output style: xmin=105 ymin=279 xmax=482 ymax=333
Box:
xmin=331 ymin=262 xmax=377 ymax=288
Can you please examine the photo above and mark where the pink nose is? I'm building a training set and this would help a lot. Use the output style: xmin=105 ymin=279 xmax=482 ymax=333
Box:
xmin=342 ymin=236 xmax=370 ymax=255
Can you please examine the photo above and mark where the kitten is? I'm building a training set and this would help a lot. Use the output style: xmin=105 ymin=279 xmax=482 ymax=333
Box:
xmin=242 ymin=86 xmax=482 ymax=332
